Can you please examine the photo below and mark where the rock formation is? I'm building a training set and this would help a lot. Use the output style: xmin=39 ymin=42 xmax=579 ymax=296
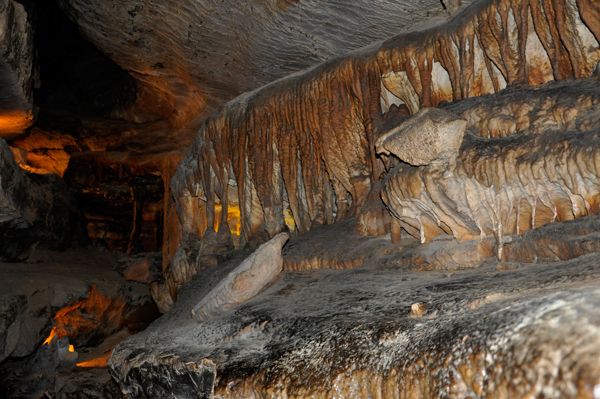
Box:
xmin=169 ymin=0 xmax=600 ymax=288
xmin=0 ymin=0 xmax=36 ymax=139
xmin=109 ymin=227 xmax=600 ymax=398
xmin=191 ymin=232 xmax=288 ymax=323
xmin=0 ymin=138 xmax=79 ymax=261
xmin=382 ymin=78 xmax=600 ymax=259
xmin=53 ymin=0 xmax=460 ymax=128
xmin=3 ymin=0 xmax=600 ymax=396
xmin=0 ymin=249 xmax=159 ymax=364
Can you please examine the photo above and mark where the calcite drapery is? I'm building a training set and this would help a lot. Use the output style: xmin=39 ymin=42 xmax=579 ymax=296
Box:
xmin=170 ymin=0 xmax=600 ymax=287
xmin=382 ymin=78 xmax=600 ymax=258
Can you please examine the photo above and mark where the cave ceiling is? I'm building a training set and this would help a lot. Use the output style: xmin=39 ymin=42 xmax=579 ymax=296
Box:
xmin=1 ymin=0 xmax=466 ymax=143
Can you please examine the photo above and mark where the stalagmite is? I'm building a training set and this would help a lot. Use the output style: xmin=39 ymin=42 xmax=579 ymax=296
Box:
xmin=191 ymin=232 xmax=289 ymax=323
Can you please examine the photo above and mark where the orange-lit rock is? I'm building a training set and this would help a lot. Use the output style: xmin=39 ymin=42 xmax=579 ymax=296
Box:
xmin=170 ymin=0 xmax=600 ymax=290
xmin=0 ymin=0 xmax=36 ymax=140
xmin=55 ymin=0 xmax=458 ymax=131
xmin=10 ymin=128 xmax=81 ymax=176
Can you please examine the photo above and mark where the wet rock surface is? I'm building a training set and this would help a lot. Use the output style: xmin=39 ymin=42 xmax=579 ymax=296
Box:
xmin=109 ymin=217 xmax=600 ymax=398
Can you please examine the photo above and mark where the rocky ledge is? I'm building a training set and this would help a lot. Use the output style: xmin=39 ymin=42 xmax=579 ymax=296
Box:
xmin=109 ymin=216 xmax=600 ymax=398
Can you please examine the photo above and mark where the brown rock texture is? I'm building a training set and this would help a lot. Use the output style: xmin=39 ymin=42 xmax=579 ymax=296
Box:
xmin=0 ymin=0 xmax=36 ymax=139
xmin=170 ymin=0 xmax=600 ymax=290
xmin=0 ymin=138 xmax=79 ymax=261
xmin=54 ymin=0 xmax=459 ymax=129
xmin=382 ymin=78 xmax=600 ymax=257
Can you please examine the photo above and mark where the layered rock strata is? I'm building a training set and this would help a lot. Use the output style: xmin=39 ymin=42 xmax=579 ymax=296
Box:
xmin=382 ymin=78 xmax=600 ymax=258
xmin=170 ymin=0 xmax=600 ymax=289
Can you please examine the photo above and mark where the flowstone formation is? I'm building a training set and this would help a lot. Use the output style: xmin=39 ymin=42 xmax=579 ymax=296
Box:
xmin=170 ymin=0 xmax=600 ymax=289
xmin=382 ymin=78 xmax=600 ymax=257
xmin=102 ymin=0 xmax=600 ymax=396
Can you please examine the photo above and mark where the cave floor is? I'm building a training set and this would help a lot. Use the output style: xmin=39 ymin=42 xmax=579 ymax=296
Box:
xmin=0 ymin=248 xmax=158 ymax=399
xmin=3 ymin=218 xmax=600 ymax=398
xmin=110 ymin=218 xmax=600 ymax=398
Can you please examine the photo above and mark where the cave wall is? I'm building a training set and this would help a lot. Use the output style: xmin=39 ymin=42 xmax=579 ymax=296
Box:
xmin=168 ymin=0 xmax=600 ymax=293
xmin=0 ymin=0 xmax=36 ymax=139
xmin=53 ymin=0 xmax=463 ymax=130
xmin=0 ymin=138 xmax=79 ymax=261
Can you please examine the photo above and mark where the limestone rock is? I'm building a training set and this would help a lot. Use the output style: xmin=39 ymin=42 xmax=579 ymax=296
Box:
xmin=191 ymin=233 xmax=289 ymax=323
xmin=0 ymin=0 xmax=36 ymax=139
xmin=110 ymin=239 xmax=600 ymax=399
xmin=170 ymin=0 xmax=600 ymax=286
xmin=0 ymin=249 xmax=159 ymax=363
xmin=375 ymin=107 xmax=467 ymax=166
xmin=382 ymin=78 xmax=600 ymax=249
xmin=0 ymin=138 xmax=79 ymax=261
xmin=55 ymin=0 xmax=456 ymax=128
xmin=149 ymin=280 xmax=174 ymax=315
xmin=123 ymin=252 xmax=162 ymax=285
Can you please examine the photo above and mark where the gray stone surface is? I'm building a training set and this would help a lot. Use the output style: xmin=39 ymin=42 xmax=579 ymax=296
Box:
xmin=0 ymin=138 xmax=79 ymax=261
xmin=109 ymin=233 xmax=600 ymax=398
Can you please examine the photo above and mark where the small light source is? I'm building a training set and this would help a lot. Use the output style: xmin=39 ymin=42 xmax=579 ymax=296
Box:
xmin=69 ymin=345 xmax=75 ymax=352
xmin=44 ymin=327 xmax=57 ymax=345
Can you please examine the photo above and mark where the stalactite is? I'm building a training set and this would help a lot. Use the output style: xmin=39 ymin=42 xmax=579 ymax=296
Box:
xmin=170 ymin=0 xmax=600 ymax=290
